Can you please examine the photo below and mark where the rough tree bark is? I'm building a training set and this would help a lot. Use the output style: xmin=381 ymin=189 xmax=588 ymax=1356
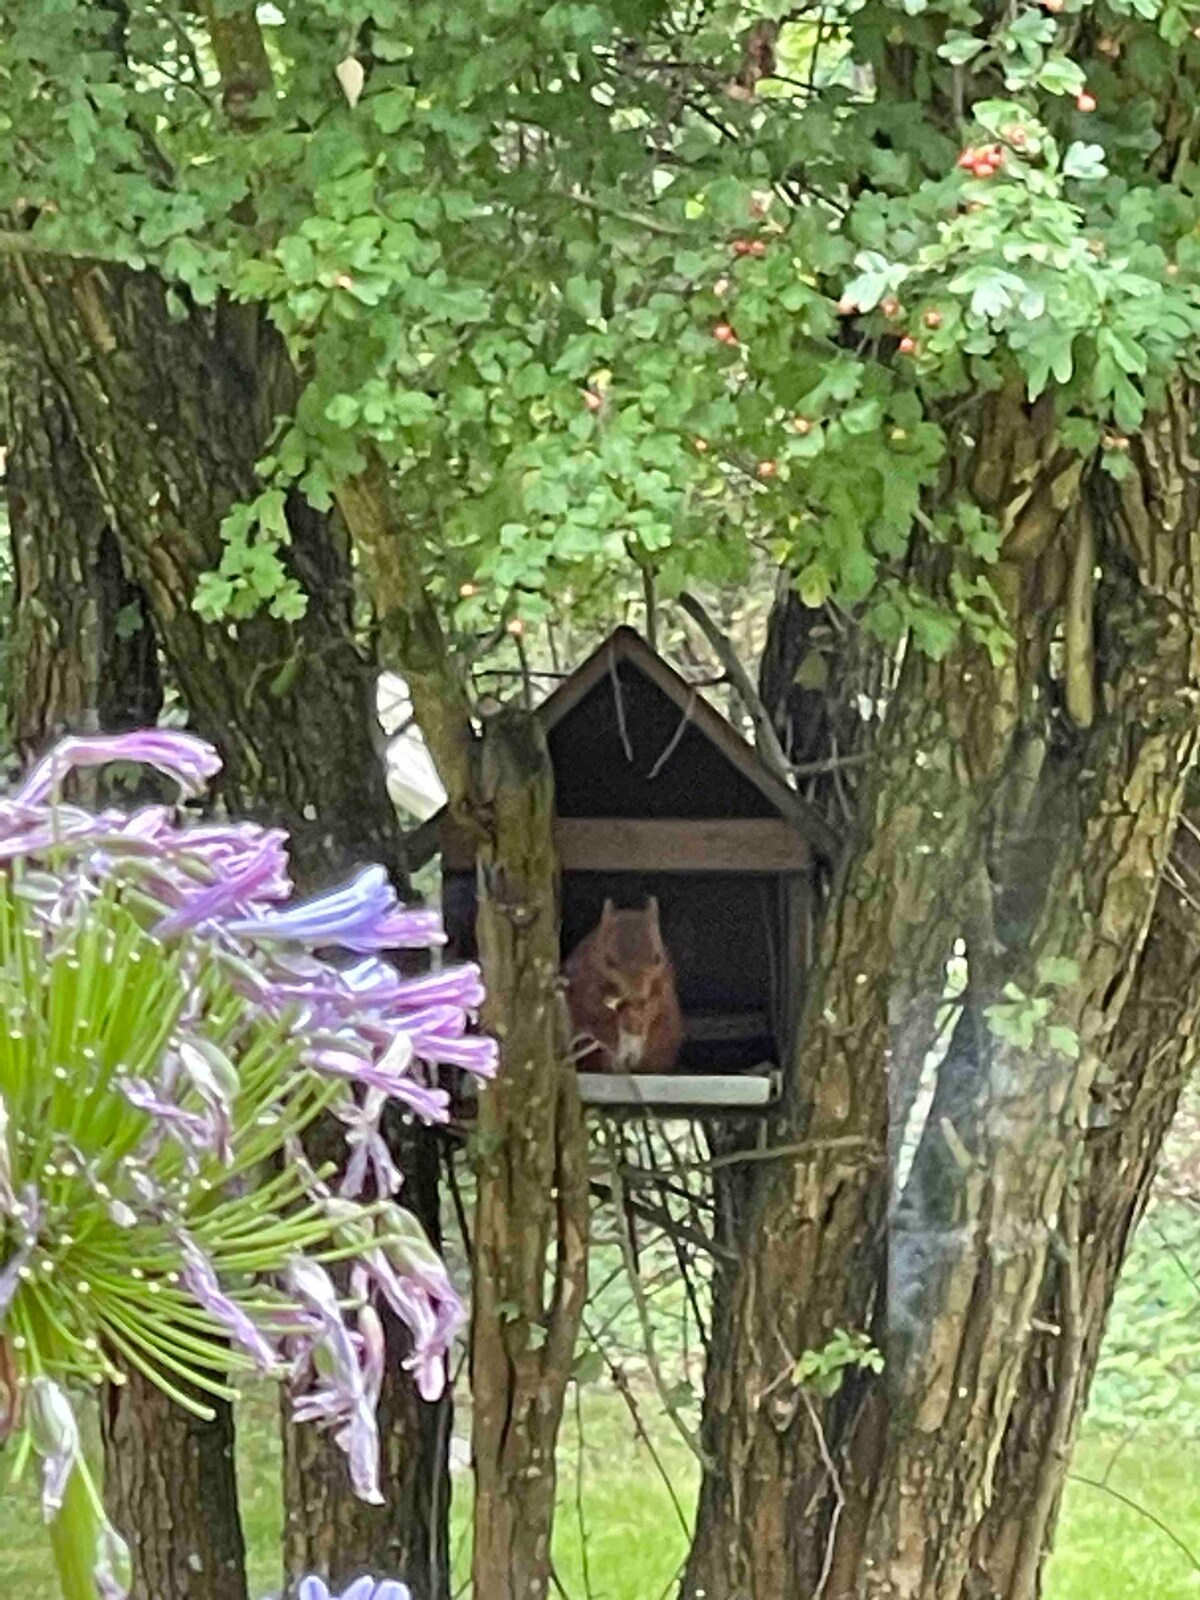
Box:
xmin=468 ymin=711 xmax=589 ymax=1600
xmin=0 ymin=291 xmax=248 ymax=1600
xmin=967 ymin=810 xmax=1200 ymax=1599
xmin=1 ymin=259 xmax=452 ymax=1600
xmin=339 ymin=464 xmax=591 ymax=1600
xmin=685 ymin=384 xmax=1200 ymax=1600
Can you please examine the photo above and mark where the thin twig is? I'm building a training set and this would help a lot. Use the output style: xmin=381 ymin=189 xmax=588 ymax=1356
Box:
xmin=620 ymin=1132 xmax=880 ymax=1181
xmin=608 ymin=640 xmax=635 ymax=761
xmin=647 ymin=691 xmax=697 ymax=780
xmin=1068 ymin=1475 xmax=1200 ymax=1573
xmin=606 ymin=1133 xmax=709 ymax=1464
xmin=573 ymin=1382 xmax=596 ymax=1600
xmin=801 ymin=1388 xmax=845 ymax=1600
xmin=582 ymin=1313 xmax=692 ymax=1534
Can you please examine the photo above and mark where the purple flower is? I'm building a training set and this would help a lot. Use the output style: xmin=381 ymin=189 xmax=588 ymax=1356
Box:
xmin=287 ymin=1259 xmax=383 ymax=1505
xmin=311 ymin=1046 xmax=450 ymax=1123
xmin=225 ymin=866 xmax=444 ymax=954
xmin=297 ymin=1578 xmax=412 ymax=1600
xmin=154 ymin=839 xmax=293 ymax=937
xmin=351 ymin=1207 xmax=465 ymax=1402
xmin=180 ymin=1236 xmax=281 ymax=1374
xmin=337 ymin=1091 xmax=403 ymax=1200
xmin=13 ymin=730 xmax=221 ymax=807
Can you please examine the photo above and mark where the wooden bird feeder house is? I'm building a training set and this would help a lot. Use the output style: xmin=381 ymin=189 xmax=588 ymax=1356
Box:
xmin=407 ymin=627 xmax=836 ymax=1113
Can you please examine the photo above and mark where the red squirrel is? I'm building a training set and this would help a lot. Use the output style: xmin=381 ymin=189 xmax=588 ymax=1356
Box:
xmin=563 ymin=898 xmax=684 ymax=1073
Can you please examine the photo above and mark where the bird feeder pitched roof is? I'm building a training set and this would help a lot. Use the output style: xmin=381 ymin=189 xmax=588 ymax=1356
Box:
xmin=406 ymin=626 xmax=837 ymax=867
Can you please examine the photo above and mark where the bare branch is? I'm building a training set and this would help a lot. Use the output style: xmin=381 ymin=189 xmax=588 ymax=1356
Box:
xmin=677 ymin=590 xmax=794 ymax=785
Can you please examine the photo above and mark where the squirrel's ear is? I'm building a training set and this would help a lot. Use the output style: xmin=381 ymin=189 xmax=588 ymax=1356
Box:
xmin=646 ymin=896 xmax=664 ymax=950
xmin=599 ymin=899 xmax=616 ymax=929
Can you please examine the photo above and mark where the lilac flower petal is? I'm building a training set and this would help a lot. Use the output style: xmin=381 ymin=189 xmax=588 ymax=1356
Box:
xmin=180 ymin=1237 xmax=279 ymax=1373
xmin=226 ymin=866 xmax=395 ymax=946
xmin=155 ymin=846 xmax=292 ymax=938
xmin=412 ymin=1032 xmax=499 ymax=1076
xmin=374 ymin=1584 xmax=413 ymax=1600
xmin=286 ymin=1259 xmax=386 ymax=1504
xmin=15 ymin=731 xmax=221 ymax=807
xmin=176 ymin=1042 xmax=238 ymax=1166
xmin=119 ymin=1079 xmax=215 ymax=1154
xmin=297 ymin=1579 xmax=331 ymax=1600
xmin=338 ymin=1091 xmax=404 ymax=1200
xmin=340 ymin=1578 xmax=380 ymax=1600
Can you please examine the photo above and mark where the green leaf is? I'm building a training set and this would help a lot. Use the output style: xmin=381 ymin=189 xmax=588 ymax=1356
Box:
xmin=325 ymin=394 xmax=360 ymax=428
xmin=1063 ymin=142 xmax=1108 ymax=181
xmin=1037 ymin=956 xmax=1081 ymax=988
xmin=564 ymin=275 xmax=604 ymax=323
xmin=938 ymin=33 xmax=986 ymax=63
xmin=1047 ymin=1025 xmax=1081 ymax=1060
xmin=1036 ymin=56 xmax=1087 ymax=96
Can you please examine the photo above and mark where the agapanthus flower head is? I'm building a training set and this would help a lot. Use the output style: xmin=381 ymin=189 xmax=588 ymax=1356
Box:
xmin=0 ymin=729 xmax=493 ymax=1592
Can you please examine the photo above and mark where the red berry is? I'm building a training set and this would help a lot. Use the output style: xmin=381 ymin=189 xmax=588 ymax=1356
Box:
xmin=749 ymin=239 xmax=768 ymax=257
xmin=694 ymin=437 xmax=710 ymax=452
xmin=958 ymin=147 xmax=978 ymax=171
xmin=732 ymin=239 xmax=753 ymax=256
xmin=713 ymin=322 xmax=738 ymax=345
xmin=923 ymin=309 xmax=943 ymax=329
xmin=1041 ymin=0 xmax=1064 ymax=11
xmin=973 ymin=158 xmax=997 ymax=178
xmin=881 ymin=296 xmax=902 ymax=319
xmin=792 ymin=416 xmax=812 ymax=435
xmin=583 ymin=389 xmax=603 ymax=412
xmin=898 ymin=335 xmax=917 ymax=355
xmin=1076 ymin=90 xmax=1097 ymax=112
xmin=757 ymin=459 xmax=778 ymax=479
xmin=837 ymin=294 xmax=858 ymax=316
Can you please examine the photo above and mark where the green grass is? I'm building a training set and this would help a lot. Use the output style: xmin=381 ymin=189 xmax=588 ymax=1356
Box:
xmin=3 ymin=1392 xmax=1198 ymax=1598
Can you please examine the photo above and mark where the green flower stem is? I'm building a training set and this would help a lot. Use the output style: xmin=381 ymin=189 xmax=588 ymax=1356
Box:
xmin=47 ymin=1459 xmax=100 ymax=1600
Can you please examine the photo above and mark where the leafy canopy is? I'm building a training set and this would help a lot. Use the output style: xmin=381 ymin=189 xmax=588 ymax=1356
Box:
xmin=2 ymin=0 xmax=1198 ymax=659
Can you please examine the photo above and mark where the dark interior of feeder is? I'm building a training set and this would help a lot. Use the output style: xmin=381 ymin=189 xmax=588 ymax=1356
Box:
xmin=547 ymin=666 xmax=778 ymax=821
xmin=441 ymin=869 xmax=787 ymax=1074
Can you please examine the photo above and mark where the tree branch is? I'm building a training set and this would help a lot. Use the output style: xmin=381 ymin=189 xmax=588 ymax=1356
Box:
xmin=677 ymin=591 xmax=794 ymax=785
xmin=335 ymin=450 xmax=477 ymax=817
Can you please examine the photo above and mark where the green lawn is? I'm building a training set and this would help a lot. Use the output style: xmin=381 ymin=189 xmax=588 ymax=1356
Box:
xmin=3 ymin=1391 xmax=1198 ymax=1598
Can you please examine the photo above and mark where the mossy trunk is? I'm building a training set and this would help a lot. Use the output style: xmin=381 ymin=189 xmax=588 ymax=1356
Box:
xmin=685 ymin=385 xmax=1200 ymax=1600
xmin=469 ymin=710 xmax=590 ymax=1600
xmin=1 ymin=257 xmax=451 ymax=1600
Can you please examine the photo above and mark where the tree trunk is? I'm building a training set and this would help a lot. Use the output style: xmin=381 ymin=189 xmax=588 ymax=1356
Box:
xmin=2 ymin=257 xmax=451 ymax=1600
xmin=0 ymin=291 xmax=248 ymax=1600
xmin=334 ymin=441 xmax=593 ymax=1600
xmin=469 ymin=709 xmax=590 ymax=1600
xmin=102 ymin=1371 xmax=249 ymax=1600
xmin=685 ymin=385 xmax=1200 ymax=1600
xmin=967 ymin=812 xmax=1200 ymax=1599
